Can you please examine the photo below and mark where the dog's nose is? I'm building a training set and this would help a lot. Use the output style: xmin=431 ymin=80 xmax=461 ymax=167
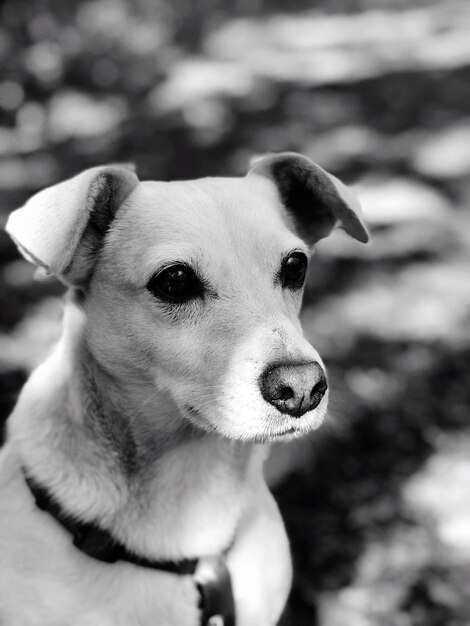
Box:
xmin=259 ymin=361 xmax=327 ymax=418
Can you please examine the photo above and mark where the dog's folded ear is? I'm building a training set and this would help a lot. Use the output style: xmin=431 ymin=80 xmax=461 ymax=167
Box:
xmin=249 ymin=152 xmax=368 ymax=245
xmin=6 ymin=164 xmax=139 ymax=285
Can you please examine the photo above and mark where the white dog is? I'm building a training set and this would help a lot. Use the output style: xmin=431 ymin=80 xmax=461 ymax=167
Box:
xmin=0 ymin=152 xmax=367 ymax=626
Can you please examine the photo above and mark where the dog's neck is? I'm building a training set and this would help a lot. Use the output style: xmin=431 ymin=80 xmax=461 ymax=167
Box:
xmin=10 ymin=299 xmax=267 ymax=560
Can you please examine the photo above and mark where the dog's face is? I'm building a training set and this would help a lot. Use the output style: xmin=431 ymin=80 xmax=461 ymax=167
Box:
xmin=6 ymin=153 xmax=368 ymax=443
xmin=89 ymin=176 xmax=324 ymax=442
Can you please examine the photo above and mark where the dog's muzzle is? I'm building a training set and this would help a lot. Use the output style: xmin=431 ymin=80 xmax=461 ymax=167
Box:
xmin=259 ymin=361 xmax=327 ymax=418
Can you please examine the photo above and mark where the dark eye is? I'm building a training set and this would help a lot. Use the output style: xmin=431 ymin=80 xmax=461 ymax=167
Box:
xmin=280 ymin=252 xmax=308 ymax=290
xmin=147 ymin=264 xmax=204 ymax=303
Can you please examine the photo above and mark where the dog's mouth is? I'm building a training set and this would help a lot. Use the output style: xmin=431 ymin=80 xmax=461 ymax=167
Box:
xmin=183 ymin=404 xmax=217 ymax=433
xmin=269 ymin=426 xmax=297 ymax=440
xmin=183 ymin=403 xmax=302 ymax=442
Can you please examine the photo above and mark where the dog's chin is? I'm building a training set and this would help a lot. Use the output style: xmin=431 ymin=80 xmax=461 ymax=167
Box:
xmin=249 ymin=428 xmax=299 ymax=444
xmin=181 ymin=401 xmax=327 ymax=443
xmin=265 ymin=408 xmax=327 ymax=443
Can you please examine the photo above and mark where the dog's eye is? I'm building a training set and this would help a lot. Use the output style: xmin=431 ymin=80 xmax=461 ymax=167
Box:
xmin=280 ymin=252 xmax=308 ymax=289
xmin=147 ymin=265 xmax=204 ymax=303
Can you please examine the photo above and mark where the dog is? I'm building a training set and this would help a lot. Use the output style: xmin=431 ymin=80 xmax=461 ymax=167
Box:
xmin=0 ymin=152 xmax=368 ymax=626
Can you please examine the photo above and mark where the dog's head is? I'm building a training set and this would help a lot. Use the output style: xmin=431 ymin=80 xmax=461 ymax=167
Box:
xmin=6 ymin=153 xmax=367 ymax=443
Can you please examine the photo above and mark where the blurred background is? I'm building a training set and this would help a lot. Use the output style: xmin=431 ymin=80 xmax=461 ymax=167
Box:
xmin=1 ymin=0 xmax=470 ymax=623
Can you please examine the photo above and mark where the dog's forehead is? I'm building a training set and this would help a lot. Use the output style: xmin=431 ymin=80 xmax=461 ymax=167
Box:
xmin=111 ymin=175 xmax=305 ymax=278
xmin=128 ymin=176 xmax=286 ymax=235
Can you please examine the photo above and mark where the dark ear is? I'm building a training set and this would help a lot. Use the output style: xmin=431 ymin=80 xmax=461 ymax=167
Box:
xmin=249 ymin=152 xmax=368 ymax=244
xmin=5 ymin=164 xmax=139 ymax=285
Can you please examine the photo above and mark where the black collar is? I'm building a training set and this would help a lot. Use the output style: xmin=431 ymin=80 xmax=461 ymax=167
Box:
xmin=24 ymin=469 xmax=236 ymax=626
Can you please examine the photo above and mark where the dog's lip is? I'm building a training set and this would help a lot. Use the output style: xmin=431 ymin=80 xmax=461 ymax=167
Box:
xmin=184 ymin=404 xmax=297 ymax=440
xmin=184 ymin=404 xmax=208 ymax=424
xmin=183 ymin=404 xmax=218 ymax=433
xmin=269 ymin=426 xmax=297 ymax=439
xmin=278 ymin=426 xmax=296 ymax=435
xmin=183 ymin=405 xmax=319 ymax=441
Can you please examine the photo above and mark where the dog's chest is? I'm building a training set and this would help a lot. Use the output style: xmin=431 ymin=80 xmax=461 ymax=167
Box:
xmin=0 ymin=448 xmax=291 ymax=626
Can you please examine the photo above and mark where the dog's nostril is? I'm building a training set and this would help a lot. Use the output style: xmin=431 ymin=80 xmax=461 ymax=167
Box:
xmin=278 ymin=386 xmax=294 ymax=401
xmin=310 ymin=379 xmax=327 ymax=399
xmin=309 ymin=377 xmax=328 ymax=410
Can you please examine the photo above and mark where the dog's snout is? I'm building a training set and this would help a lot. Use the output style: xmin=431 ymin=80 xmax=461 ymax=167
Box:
xmin=260 ymin=361 xmax=327 ymax=418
